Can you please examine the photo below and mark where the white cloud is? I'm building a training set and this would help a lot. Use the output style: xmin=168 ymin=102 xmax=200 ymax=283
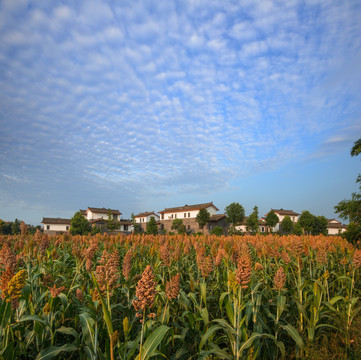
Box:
xmin=0 ymin=0 xmax=360 ymax=223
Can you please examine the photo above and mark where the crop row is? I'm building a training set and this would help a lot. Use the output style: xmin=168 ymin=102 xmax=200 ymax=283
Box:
xmin=0 ymin=232 xmax=360 ymax=359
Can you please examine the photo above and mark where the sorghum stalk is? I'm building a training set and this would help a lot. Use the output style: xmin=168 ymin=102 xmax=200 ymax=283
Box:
xmin=345 ymin=268 xmax=356 ymax=356
xmin=297 ymin=259 xmax=303 ymax=332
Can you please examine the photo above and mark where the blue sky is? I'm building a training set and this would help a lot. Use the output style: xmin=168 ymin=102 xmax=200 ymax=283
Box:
xmin=0 ymin=0 xmax=360 ymax=226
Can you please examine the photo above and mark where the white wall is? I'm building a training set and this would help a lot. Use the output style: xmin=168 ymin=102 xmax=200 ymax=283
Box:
xmin=136 ymin=214 xmax=159 ymax=223
xmin=44 ymin=223 xmax=69 ymax=232
xmin=87 ymin=210 xmax=120 ymax=221
xmin=119 ymin=224 xmax=133 ymax=232
xmin=161 ymin=206 xmax=217 ymax=220
xmin=275 ymin=214 xmax=299 ymax=223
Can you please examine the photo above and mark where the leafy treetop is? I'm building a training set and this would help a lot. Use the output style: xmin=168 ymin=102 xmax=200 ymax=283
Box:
xmin=225 ymin=202 xmax=245 ymax=232
xmin=70 ymin=211 xmax=91 ymax=235
xmin=196 ymin=208 xmax=210 ymax=232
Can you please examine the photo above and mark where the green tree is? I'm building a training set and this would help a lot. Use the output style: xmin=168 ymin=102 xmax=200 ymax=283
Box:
xmin=299 ymin=210 xmax=315 ymax=235
xmin=70 ymin=211 xmax=91 ymax=235
xmin=196 ymin=208 xmax=210 ymax=233
xmin=172 ymin=218 xmax=186 ymax=234
xmin=293 ymin=222 xmax=303 ymax=236
xmin=133 ymin=223 xmax=142 ymax=234
xmin=131 ymin=213 xmax=136 ymax=225
xmin=343 ymin=222 xmax=361 ymax=244
xmin=265 ymin=210 xmax=279 ymax=233
xmin=0 ymin=221 xmax=12 ymax=235
xmin=350 ymin=138 xmax=361 ymax=157
xmin=246 ymin=206 xmax=259 ymax=233
xmin=312 ymin=216 xmax=328 ymax=236
xmin=107 ymin=209 xmax=118 ymax=232
xmin=281 ymin=215 xmax=294 ymax=234
xmin=225 ymin=202 xmax=245 ymax=234
xmin=210 ymin=226 xmax=223 ymax=236
xmin=12 ymin=218 xmax=21 ymax=235
xmin=335 ymin=138 xmax=361 ymax=244
xmin=146 ymin=217 xmax=158 ymax=235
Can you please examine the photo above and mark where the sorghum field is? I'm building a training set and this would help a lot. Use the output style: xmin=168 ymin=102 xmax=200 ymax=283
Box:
xmin=1 ymin=231 xmax=361 ymax=359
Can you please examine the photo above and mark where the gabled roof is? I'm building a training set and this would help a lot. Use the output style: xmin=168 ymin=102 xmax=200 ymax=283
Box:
xmin=209 ymin=214 xmax=226 ymax=222
xmin=119 ymin=219 xmax=133 ymax=225
xmin=86 ymin=207 xmax=122 ymax=215
xmin=328 ymin=218 xmax=341 ymax=224
xmin=134 ymin=212 xmax=159 ymax=218
xmin=327 ymin=223 xmax=347 ymax=229
xmin=271 ymin=209 xmax=300 ymax=216
xmin=42 ymin=218 xmax=71 ymax=225
xmin=159 ymin=202 xmax=219 ymax=214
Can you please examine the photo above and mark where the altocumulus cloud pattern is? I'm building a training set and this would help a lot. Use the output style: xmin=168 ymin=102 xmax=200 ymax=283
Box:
xmin=0 ymin=0 xmax=361 ymax=223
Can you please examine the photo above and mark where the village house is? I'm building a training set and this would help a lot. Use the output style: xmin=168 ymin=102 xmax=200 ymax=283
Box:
xmin=235 ymin=217 xmax=267 ymax=233
xmin=42 ymin=218 xmax=71 ymax=235
xmin=80 ymin=207 xmax=133 ymax=233
xmin=42 ymin=207 xmax=132 ymax=234
xmin=268 ymin=209 xmax=300 ymax=232
xmin=158 ymin=202 xmax=228 ymax=234
xmin=82 ymin=207 xmax=122 ymax=222
xmin=134 ymin=212 xmax=160 ymax=232
xmin=327 ymin=219 xmax=347 ymax=235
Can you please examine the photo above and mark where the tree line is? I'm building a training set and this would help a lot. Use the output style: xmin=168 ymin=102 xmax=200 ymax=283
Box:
xmin=0 ymin=218 xmax=41 ymax=235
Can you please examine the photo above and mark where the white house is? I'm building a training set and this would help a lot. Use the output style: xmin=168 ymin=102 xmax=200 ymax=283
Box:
xmin=83 ymin=207 xmax=122 ymax=221
xmin=327 ymin=219 xmax=347 ymax=235
xmin=159 ymin=202 xmax=218 ymax=221
xmin=267 ymin=209 xmax=300 ymax=232
xmin=134 ymin=212 xmax=160 ymax=223
xmin=42 ymin=218 xmax=71 ymax=235
xmin=235 ymin=217 xmax=267 ymax=233
xmin=158 ymin=202 xmax=223 ymax=233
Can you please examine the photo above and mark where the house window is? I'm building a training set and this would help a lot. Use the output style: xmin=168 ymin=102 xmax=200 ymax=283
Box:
xmin=188 ymin=213 xmax=190 ymax=217
xmin=124 ymin=225 xmax=128 ymax=231
xmin=209 ymin=224 xmax=213 ymax=230
xmin=66 ymin=226 xmax=69 ymax=231
xmin=184 ymin=213 xmax=186 ymax=218
xmin=113 ymin=214 xmax=117 ymax=220
xmin=188 ymin=225 xmax=190 ymax=230
xmin=175 ymin=214 xmax=177 ymax=219
xmin=161 ymin=214 xmax=164 ymax=220
xmin=171 ymin=214 xmax=173 ymax=219
xmin=46 ymin=225 xmax=50 ymax=230
xmin=261 ymin=227 xmax=264 ymax=232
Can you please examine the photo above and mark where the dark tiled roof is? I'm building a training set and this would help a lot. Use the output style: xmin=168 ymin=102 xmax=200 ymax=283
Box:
xmin=159 ymin=202 xmax=219 ymax=214
xmin=42 ymin=218 xmax=71 ymax=225
xmin=90 ymin=219 xmax=106 ymax=224
xmin=328 ymin=223 xmax=347 ymax=229
xmin=87 ymin=207 xmax=122 ymax=215
xmin=91 ymin=218 xmax=132 ymax=225
xmin=271 ymin=209 xmax=300 ymax=216
xmin=328 ymin=218 xmax=341 ymax=224
xmin=134 ymin=212 xmax=159 ymax=218
xmin=119 ymin=219 xmax=132 ymax=225
xmin=209 ymin=214 xmax=226 ymax=222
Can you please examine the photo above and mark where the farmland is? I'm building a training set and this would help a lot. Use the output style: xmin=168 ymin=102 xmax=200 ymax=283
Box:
xmin=0 ymin=232 xmax=360 ymax=359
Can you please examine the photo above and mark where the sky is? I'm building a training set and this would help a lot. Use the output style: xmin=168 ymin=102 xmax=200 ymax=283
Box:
xmin=0 ymin=0 xmax=361 ymax=226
